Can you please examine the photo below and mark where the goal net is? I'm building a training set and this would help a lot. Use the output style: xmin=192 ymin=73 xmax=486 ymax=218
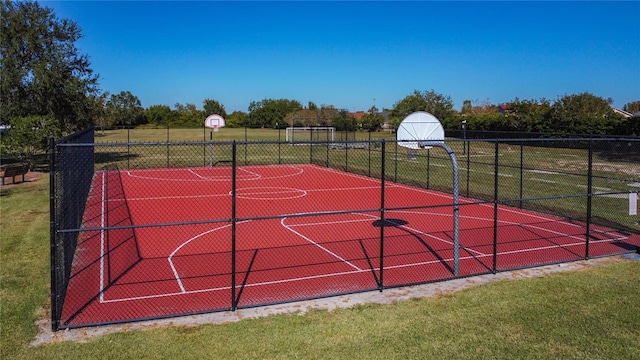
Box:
xmin=285 ymin=127 xmax=335 ymax=143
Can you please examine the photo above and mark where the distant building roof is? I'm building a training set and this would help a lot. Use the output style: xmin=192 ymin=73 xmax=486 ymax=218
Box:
xmin=613 ymin=108 xmax=633 ymax=118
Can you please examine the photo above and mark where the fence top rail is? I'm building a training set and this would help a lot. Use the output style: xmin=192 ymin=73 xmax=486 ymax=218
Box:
xmin=60 ymin=137 xmax=640 ymax=147
xmin=56 ymin=126 xmax=95 ymax=145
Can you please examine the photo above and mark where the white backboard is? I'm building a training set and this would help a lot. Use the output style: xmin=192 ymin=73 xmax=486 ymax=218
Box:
xmin=205 ymin=114 xmax=225 ymax=129
xmin=396 ymin=111 xmax=445 ymax=149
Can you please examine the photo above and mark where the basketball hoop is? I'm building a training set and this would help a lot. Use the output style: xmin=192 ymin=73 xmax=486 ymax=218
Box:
xmin=396 ymin=111 xmax=444 ymax=150
xmin=205 ymin=114 xmax=225 ymax=167
xmin=396 ymin=111 xmax=461 ymax=276
xmin=205 ymin=114 xmax=225 ymax=129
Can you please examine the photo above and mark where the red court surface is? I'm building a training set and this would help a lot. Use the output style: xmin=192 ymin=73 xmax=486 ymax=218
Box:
xmin=61 ymin=164 xmax=640 ymax=327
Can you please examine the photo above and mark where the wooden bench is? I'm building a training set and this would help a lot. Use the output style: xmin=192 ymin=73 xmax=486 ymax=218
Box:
xmin=1 ymin=163 xmax=30 ymax=185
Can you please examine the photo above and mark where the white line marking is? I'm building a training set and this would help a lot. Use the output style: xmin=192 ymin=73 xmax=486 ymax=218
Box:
xmin=530 ymin=177 xmax=557 ymax=184
xmin=101 ymin=235 xmax=629 ymax=303
xmin=99 ymin=172 xmax=106 ymax=303
xmin=280 ymin=217 xmax=362 ymax=271
xmin=167 ymin=221 xmax=251 ymax=293
xmin=126 ymin=165 xmax=304 ymax=182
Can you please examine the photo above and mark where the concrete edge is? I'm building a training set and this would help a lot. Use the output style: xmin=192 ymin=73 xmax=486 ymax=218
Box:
xmin=31 ymin=255 xmax=629 ymax=346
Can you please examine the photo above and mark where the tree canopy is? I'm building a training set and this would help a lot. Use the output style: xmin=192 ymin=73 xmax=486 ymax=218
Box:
xmin=389 ymin=90 xmax=456 ymax=129
xmin=1 ymin=0 xmax=637 ymax=164
xmin=1 ymin=0 xmax=100 ymax=132
xmin=247 ymin=99 xmax=303 ymax=128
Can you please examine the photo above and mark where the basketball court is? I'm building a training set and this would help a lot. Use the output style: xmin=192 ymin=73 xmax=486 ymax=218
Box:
xmin=53 ymin=112 xmax=640 ymax=328
xmin=59 ymin=163 xmax=639 ymax=327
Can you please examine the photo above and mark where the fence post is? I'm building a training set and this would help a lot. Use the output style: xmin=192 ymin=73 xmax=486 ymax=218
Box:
xmin=278 ymin=127 xmax=282 ymax=164
xmin=344 ymin=137 xmax=349 ymax=172
xmin=49 ymin=136 xmax=59 ymax=331
xmin=231 ymin=141 xmax=237 ymax=310
xmin=325 ymin=133 xmax=330 ymax=167
xmin=585 ymin=139 xmax=593 ymax=259
xmin=426 ymin=149 xmax=430 ymax=189
xmin=379 ymin=140 xmax=386 ymax=291
xmin=368 ymin=132 xmax=372 ymax=177
xmin=394 ymin=141 xmax=398 ymax=182
xmin=127 ymin=128 xmax=130 ymax=169
xmin=492 ymin=141 xmax=499 ymax=273
xmin=519 ymin=141 xmax=524 ymax=208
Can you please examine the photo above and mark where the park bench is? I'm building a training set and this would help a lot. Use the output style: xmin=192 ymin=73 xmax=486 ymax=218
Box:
xmin=1 ymin=163 xmax=30 ymax=185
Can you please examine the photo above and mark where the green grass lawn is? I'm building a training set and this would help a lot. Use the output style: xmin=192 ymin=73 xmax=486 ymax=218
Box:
xmin=1 ymin=175 xmax=639 ymax=359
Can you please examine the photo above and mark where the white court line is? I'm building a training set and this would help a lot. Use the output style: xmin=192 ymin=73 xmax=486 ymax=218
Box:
xmin=168 ymin=220 xmax=252 ymax=293
xmin=381 ymin=210 xmax=488 ymax=256
xmin=99 ymin=172 xmax=106 ymax=303
xmin=100 ymin=234 xmax=628 ymax=304
xmin=126 ymin=165 xmax=304 ymax=182
xmin=100 ymin=164 xmax=634 ymax=303
xmin=125 ymin=193 xmax=230 ymax=202
xmin=101 ymin=229 xmax=629 ymax=304
xmin=280 ymin=217 xmax=363 ymax=271
xmin=314 ymin=164 xmax=594 ymax=237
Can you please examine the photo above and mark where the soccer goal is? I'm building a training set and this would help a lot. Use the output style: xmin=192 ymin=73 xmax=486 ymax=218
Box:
xmin=285 ymin=127 xmax=336 ymax=143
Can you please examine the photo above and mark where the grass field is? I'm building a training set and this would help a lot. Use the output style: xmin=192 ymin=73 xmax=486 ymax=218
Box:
xmin=2 ymin=133 xmax=639 ymax=358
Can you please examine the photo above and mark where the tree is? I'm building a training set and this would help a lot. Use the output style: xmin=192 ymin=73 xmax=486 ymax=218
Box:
xmin=548 ymin=93 xmax=622 ymax=135
xmin=203 ymin=99 xmax=227 ymax=118
xmin=1 ymin=1 xmax=100 ymax=132
xmin=105 ymin=91 xmax=144 ymax=127
xmin=360 ymin=105 xmax=384 ymax=131
xmin=331 ymin=109 xmax=357 ymax=132
xmin=173 ymin=103 xmax=204 ymax=127
xmin=623 ymin=100 xmax=640 ymax=114
xmin=225 ymin=111 xmax=247 ymax=128
xmin=144 ymin=105 xmax=174 ymax=126
xmin=501 ymin=98 xmax=552 ymax=132
xmin=2 ymin=115 xmax=60 ymax=164
xmin=389 ymin=90 xmax=456 ymax=128
xmin=247 ymin=99 xmax=302 ymax=128
xmin=461 ymin=100 xmax=473 ymax=115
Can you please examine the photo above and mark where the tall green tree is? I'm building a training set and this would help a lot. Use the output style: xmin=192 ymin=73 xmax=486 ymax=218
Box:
xmin=144 ymin=105 xmax=174 ymax=126
xmin=502 ymin=98 xmax=552 ymax=132
xmin=360 ymin=105 xmax=384 ymax=131
xmin=2 ymin=115 xmax=59 ymax=164
xmin=623 ymin=100 xmax=640 ymax=114
xmin=548 ymin=93 xmax=622 ymax=135
xmin=247 ymin=99 xmax=302 ymax=128
xmin=1 ymin=0 xmax=100 ymax=132
xmin=389 ymin=90 xmax=456 ymax=128
xmin=105 ymin=91 xmax=144 ymax=127
xmin=225 ymin=111 xmax=247 ymax=128
xmin=172 ymin=103 xmax=203 ymax=127
xmin=203 ymin=98 xmax=227 ymax=118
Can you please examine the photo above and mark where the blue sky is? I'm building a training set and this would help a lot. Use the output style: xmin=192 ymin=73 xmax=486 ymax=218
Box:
xmin=45 ymin=1 xmax=639 ymax=113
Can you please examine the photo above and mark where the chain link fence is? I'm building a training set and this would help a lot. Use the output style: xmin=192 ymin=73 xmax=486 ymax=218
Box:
xmin=50 ymin=127 xmax=640 ymax=330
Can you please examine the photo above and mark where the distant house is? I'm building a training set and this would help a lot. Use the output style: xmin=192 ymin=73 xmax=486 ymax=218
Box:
xmin=613 ymin=108 xmax=634 ymax=118
xmin=348 ymin=111 xmax=367 ymax=122
xmin=380 ymin=111 xmax=391 ymax=130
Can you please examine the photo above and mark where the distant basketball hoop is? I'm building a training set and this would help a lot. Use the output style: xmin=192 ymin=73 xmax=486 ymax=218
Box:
xmin=205 ymin=114 xmax=225 ymax=131
xmin=205 ymin=114 xmax=225 ymax=166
